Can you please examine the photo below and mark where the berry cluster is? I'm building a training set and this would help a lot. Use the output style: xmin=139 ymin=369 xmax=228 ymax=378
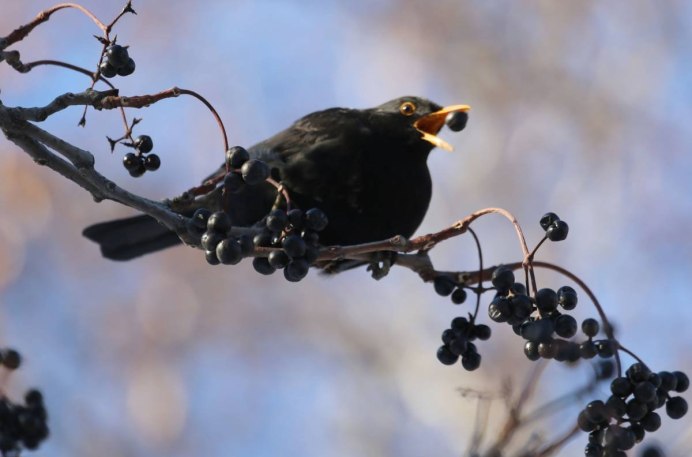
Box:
xmin=186 ymin=209 xmax=254 ymax=266
xmin=540 ymin=212 xmax=569 ymax=242
xmin=99 ymin=44 xmax=135 ymax=78
xmin=223 ymin=146 xmax=271 ymax=193
xmin=579 ymin=364 xmax=688 ymax=457
xmin=122 ymin=135 xmax=160 ymax=177
xmin=0 ymin=349 xmax=49 ymax=454
xmin=252 ymin=207 xmax=328 ymax=282
xmin=436 ymin=316 xmax=491 ymax=371
xmin=485 ymin=266 xmax=595 ymax=363
xmin=0 ymin=390 xmax=49 ymax=454
xmin=432 ymin=275 xmax=468 ymax=305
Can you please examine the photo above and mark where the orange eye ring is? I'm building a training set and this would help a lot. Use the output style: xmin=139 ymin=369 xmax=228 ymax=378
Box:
xmin=399 ymin=101 xmax=416 ymax=116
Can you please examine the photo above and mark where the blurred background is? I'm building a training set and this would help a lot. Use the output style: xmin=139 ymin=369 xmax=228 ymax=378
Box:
xmin=0 ymin=1 xmax=690 ymax=456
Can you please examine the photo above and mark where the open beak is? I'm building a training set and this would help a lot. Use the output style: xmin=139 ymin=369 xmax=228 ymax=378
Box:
xmin=413 ymin=104 xmax=470 ymax=151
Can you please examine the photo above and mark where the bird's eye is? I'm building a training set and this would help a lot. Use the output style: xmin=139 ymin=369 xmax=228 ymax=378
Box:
xmin=399 ymin=101 xmax=416 ymax=116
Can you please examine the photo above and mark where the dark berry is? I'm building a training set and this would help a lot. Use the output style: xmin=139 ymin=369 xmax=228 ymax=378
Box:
xmin=535 ymin=288 xmax=558 ymax=313
xmin=433 ymin=276 xmax=456 ymax=296
xmin=123 ymin=152 xmax=142 ymax=172
xmin=216 ymin=238 xmax=242 ymax=265
xmin=537 ymin=341 xmax=556 ymax=359
xmin=520 ymin=319 xmax=554 ymax=342
xmin=626 ymin=399 xmax=649 ymax=421
xmin=666 ymin=396 xmax=688 ymax=419
xmin=581 ymin=318 xmax=599 ymax=338
xmin=557 ymin=285 xmax=578 ymax=310
xmin=596 ymin=339 xmax=615 ymax=358
xmin=488 ymin=297 xmax=511 ymax=323
xmin=450 ymin=317 xmax=469 ymax=332
xmin=134 ymin=135 xmax=153 ymax=153
xmin=445 ymin=111 xmax=468 ymax=132
xmin=99 ymin=61 xmax=117 ymax=78
xmin=226 ymin=146 xmax=250 ymax=169
xmin=436 ymin=346 xmax=458 ymax=365
xmin=448 ymin=338 xmax=468 ymax=356
xmin=546 ymin=220 xmax=569 ymax=241
xmin=106 ymin=44 xmax=130 ymax=68
xmin=301 ymin=230 xmax=320 ymax=246
xmin=207 ymin=211 xmax=232 ymax=235
xmin=474 ymin=324 xmax=491 ymax=341
xmin=268 ymin=250 xmax=290 ymax=269
xmin=116 ymin=57 xmax=136 ymax=76
xmin=204 ymin=250 xmax=220 ymax=265
xmin=584 ymin=400 xmax=608 ymax=423
xmin=554 ymin=314 xmax=577 ymax=338
xmin=441 ymin=329 xmax=455 ymax=345
xmin=266 ymin=209 xmax=288 ymax=233
xmin=252 ymin=257 xmax=275 ymax=275
xmin=491 ymin=265 xmax=514 ymax=291
xmin=673 ymin=371 xmax=689 ymax=392
xmin=606 ymin=395 xmax=627 ymax=419
xmin=241 ymin=159 xmax=270 ymax=185
xmin=304 ymin=208 xmax=328 ymax=232
xmin=524 ymin=341 xmax=540 ymax=361
xmin=450 ymin=287 xmax=467 ymax=304
xmin=539 ymin=212 xmax=560 ymax=231
xmin=633 ymin=382 xmax=658 ymax=403
xmin=511 ymin=294 xmax=533 ymax=320
xmin=191 ymin=208 xmax=211 ymax=226
xmin=579 ymin=340 xmax=597 ymax=359
xmin=641 ymin=412 xmax=661 ymax=432
xmin=201 ymin=231 xmax=223 ymax=251
xmin=610 ymin=377 xmax=632 ymax=398
xmin=461 ymin=351 xmax=481 ymax=371
xmin=282 ymin=234 xmax=306 ymax=258
xmin=627 ymin=363 xmax=652 ymax=383
xmin=24 ymin=389 xmax=43 ymax=407
xmin=143 ymin=154 xmax=161 ymax=171
xmin=223 ymin=172 xmax=245 ymax=193
xmin=287 ymin=209 xmax=304 ymax=229
xmin=284 ymin=259 xmax=309 ymax=282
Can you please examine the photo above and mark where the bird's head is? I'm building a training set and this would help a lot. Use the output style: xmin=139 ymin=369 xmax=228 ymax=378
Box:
xmin=369 ymin=96 xmax=470 ymax=152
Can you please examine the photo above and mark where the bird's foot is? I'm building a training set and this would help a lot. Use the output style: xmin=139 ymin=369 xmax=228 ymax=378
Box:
xmin=366 ymin=251 xmax=398 ymax=280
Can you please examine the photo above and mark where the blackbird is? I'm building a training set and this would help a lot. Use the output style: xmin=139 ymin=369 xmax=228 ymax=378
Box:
xmin=83 ymin=96 xmax=469 ymax=265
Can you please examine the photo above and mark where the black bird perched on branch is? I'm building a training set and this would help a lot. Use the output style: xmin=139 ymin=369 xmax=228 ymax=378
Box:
xmin=83 ymin=96 xmax=469 ymax=266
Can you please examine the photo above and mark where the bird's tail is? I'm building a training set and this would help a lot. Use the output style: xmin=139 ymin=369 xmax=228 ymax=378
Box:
xmin=82 ymin=215 xmax=182 ymax=261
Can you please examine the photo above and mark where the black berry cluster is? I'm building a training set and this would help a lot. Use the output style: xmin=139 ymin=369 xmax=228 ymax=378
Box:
xmin=540 ymin=212 xmax=569 ymax=242
xmin=579 ymin=364 xmax=688 ymax=457
xmin=223 ymin=146 xmax=271 ymax=193
xmin=99 ymin=44 xmax=135 ymax=78
xmin=122 ymin=135 xmax=160 ymax=177
xmin=485 ymin=265 xmax=594 ymax=363
xmin=432 ymin=275 xmax=468 ymax=305
xmin=252 ymin=207 xmax=328 ymax=282
xmin=0 ymin=390 xmax=49 ymax=455
xmin=436 ymin=316 xmax=491 ymax=371
xmin=0 ymin=349 xmax=49 ymax=454
xmin=186 ymin=209 xmax=254 ymax=266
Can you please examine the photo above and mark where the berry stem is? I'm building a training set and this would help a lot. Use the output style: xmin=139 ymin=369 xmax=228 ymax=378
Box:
xmin=467 ymin=226 xmax=483 ymax=321
xmin=177 ymin=88 xmax=229 ymax=152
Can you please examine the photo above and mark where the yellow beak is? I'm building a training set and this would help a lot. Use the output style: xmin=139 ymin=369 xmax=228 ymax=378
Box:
xmin=413 ymin=104 xmax=470 ymax=151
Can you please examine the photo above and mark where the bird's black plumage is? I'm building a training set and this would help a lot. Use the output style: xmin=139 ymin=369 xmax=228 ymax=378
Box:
xmin=83 ymin=96 xmax=468 ymax=264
